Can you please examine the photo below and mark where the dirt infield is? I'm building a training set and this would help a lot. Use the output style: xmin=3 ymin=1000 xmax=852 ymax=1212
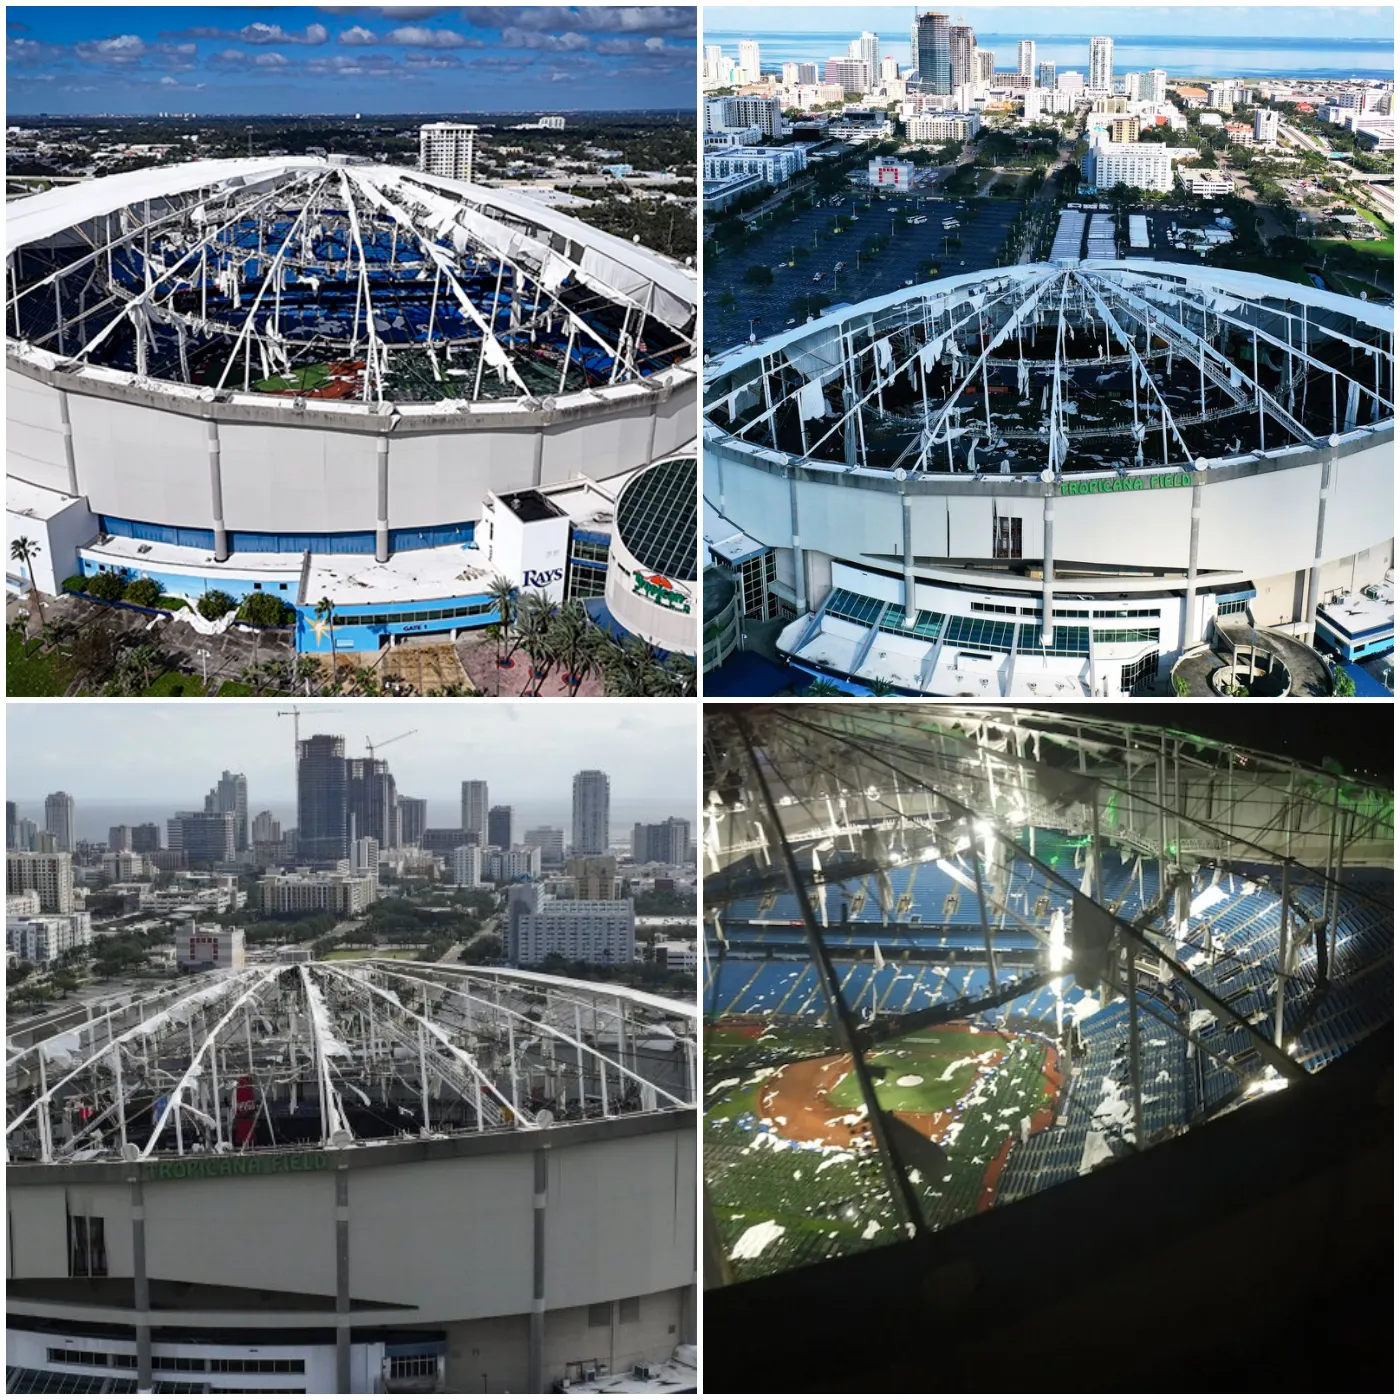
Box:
xmin=760 ymin=1054 xmax=972 ymax=1149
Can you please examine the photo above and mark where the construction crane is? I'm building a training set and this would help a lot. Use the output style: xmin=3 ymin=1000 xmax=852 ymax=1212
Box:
xmin=277 ymin=706 xmax=343 ymax=765
xmin=366 ymin=730 xmax=418 ymax=760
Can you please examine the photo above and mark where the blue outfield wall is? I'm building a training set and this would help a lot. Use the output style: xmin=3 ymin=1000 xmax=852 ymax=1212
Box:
xmin=296 ymin=592 xmax=501 ymax=653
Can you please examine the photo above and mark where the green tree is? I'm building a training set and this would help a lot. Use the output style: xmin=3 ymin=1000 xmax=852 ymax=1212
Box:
xmin=51 ymin=969 xmax=81 ymax=998
xmin=513 ymin=590 xmax=558 ymax=695
xmin=1333 ymin=668 xmax=1356 ymax=697
xmin=546 ymin=601 xmax=592 ymax=696
xmin=742 ymin=263 xmax=774 ymax=286
xmin=197 ymin=589 xmax=236 ymax=621
xmin=238 ymin=591 xmax=293 ymax=626
xmin=85 ymin=571 xmax=126 ymax=602
xmin=123 ymin=577 xmax=164 ymax=608
xmin=313 ymin=595 xmax=338 ymax=678
xmin=486 ymin=576 xmax=517 ymax=674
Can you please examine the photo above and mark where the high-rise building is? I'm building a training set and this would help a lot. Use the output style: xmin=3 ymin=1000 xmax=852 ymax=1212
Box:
xmin=250 ymin=811 xmax=281 ymax=844
xmin=709 ymin=94 xmax=784 ymax=138
xmin=824 ymin=57 xmax=870 ymax=95
xmin=131 ymin=822 xmax=162 ymax=853
xmin=1144 ymin=69 xmax=1168 ymax=104
xmin=205 ymin=770 xmax=248 ymax=851
xmin=419 ymin=122 xmax=477 ymax=182
xmin=453 ymin=845 xmax=485 ymax=888
xmin=631 ymin=818 xmax=692 ymax=866
xmin=6 ymin=850 xmax=74 ymax=913
xmin=488 ymin=805 xmax=513 ymax=850
xmin=6 ymin=801 xmax=17 ymax=850
xmin=881 ymin=55 xmax=900 ymax=82
xmin=781 ymin=60 xmax=800 ymax=85
xmin=43 ymin=792 xmax=74 ymax=853
xmin=523 ymin=826 xmax=566 ymax=866
xmin=14 ymin=818 xmax=38 ymax=852
xmin=948 ymin=25 xmax=976 ymax=90
xmin=347 ymin=757 xmax=397 ymax=849
xmin=1253 ymin=108 xmax=1280 ymax=145
xmin=398 ymin=797 xmax=428 ymax=849
xmin=352 ymin=837 xmax=380 ymax=876
xmin=855 ymin=31 xmax=879 ymax=78
xmin=1017 ymin=39 xmax=1036 ymax=78
xmin=911 ymin=11 xmax=951 ymax=94
xmin=32 ymin=831 xmax=56 ymax=853
xmin=1038 ymin=61 xmax=1057 ymax=90
xmin=108 ymin=824 xmax=132 ymax=852
xmin=704 ymin=44 xmax=723 ymax=80
xmin=298 ymin=734 xmax=348 ymax=862
xmin=170 ymin=811 xmax=235 ymax=865
xmin=738 ymin=39 xmax=761 ymax=83
xmin=505 ymin=884 xmax=635 ymax=967
xmin=460 ymin=781 xmax=489 ymax=845
xmin=571 ymin=771 xmax=610 ymax=856
xmin=975 ymin=48 xmax=995 ymax=83
xmin=566 ymin=856 xmax=620 ymax=901
xmin=1089 ymin=36 xmax=1114 ymax=92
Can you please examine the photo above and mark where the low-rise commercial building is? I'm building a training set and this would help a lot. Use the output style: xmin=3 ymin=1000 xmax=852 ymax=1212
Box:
xmin=176 ymin=922 xmax=247 ymax=972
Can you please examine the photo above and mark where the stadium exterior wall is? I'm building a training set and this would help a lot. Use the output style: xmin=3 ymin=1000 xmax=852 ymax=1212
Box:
xmin=6 ymin=1110 xmax=696 ymax=1392
xmin=603 ymin=531 xmax=696 ymax=654
xmin=8 ymin=360 xmax=696 ymax=546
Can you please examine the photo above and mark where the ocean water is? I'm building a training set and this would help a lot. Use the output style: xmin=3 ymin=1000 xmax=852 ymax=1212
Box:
xmin=705 ymin=30 xmax=1395 ymax=81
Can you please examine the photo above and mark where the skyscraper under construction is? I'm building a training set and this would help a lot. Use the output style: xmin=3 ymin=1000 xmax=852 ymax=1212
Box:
xmin=298 ymin=734 xmax=348 ymax=862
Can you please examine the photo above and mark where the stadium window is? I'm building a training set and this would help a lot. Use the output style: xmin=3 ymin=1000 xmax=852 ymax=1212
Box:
xmin=1121 ymin=651 xmax=1160 ymax=694
xmin=993 ymin=517 xmax=1022 ymax=559
xmin=388 ymin=1355 xmax=438 ymax=1380
xmin=618 ymin=1297 xmax=641 ymax=1324
xmin=48 ymin=1349 xmax=111 ymax=1368
xmin=588 ymin=1302 xmax=613 ymax=1328
xmin=68 ymin=1214 xmax=108 ymax=1277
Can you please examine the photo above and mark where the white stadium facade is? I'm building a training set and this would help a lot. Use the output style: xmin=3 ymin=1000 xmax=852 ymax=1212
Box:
xmin=703 ymin=261 xmax=1394 ymax=696
xmin=6 ymin=962 xmax=697 ymax=1394
xmin=6 ymin=158 xmax=698 ymax=654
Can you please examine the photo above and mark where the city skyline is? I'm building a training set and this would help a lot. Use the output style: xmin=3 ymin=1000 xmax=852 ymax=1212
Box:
xmin=6 ymin=4 xmax=699 ymax=116
xmin=5 ymin=703 xmax=696 ymax=817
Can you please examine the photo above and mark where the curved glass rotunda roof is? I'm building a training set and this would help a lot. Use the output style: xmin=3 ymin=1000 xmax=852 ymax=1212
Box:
xmin=615 ymin=454 xmax=698 ymax=582
xmin=7 ymin=157 xmax=696 ymax=407
xmin=704 ymin=262 xmax=1393 ymax=478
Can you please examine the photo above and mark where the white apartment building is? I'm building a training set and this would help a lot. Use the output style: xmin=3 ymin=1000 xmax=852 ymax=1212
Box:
xmin=1082 ymin=141 xmax=1175 ymax=192
xmin=703 ymin=146 xmax=808 ymax=186
xmin=1017 ymin=40 xmax=1036 ymax=78
xmin=7 ymin=890 xmax=42 ymax=916
xmin=6 ymin=851 xmax=74 ymax=913
xmin=1254 ymin=109 xmax=1281 ymax=145
xmin=7 ymin=912 xmax=92 ymax=966
xmin=419 ymin=123 xmax=478 ymax=182
xmin=509 ymin=891 xmax=636 ymax=967
xmin=102 ymin=850 xmax=152 ymax=882
xmin=706 ymin=125 xmax=764 ymax=148
xmin=705 ymin=95 xmax=784 ymax=139
xmin=258 ymin=871 xmax=378 ymax=915
xmin=738 ymin=39 xmax=761 ymax=83
xmin=539 ymin=116 xmax=566 ymax=130
xmin=907 ymin=112 xmax=982 ymax=143
xmin=453 ymin=845 xmax=485 ymax=888
xmin=1089 ymin=37 xmax=1114 ymax=93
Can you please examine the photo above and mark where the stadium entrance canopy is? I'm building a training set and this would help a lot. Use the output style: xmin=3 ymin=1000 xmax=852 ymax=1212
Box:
xmin=8 ymin=157 xmax=696 ymax=405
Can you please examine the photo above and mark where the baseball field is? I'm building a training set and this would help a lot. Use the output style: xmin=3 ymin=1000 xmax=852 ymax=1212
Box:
xmin=705 ymin=1019 xmax=1061 ymax=1281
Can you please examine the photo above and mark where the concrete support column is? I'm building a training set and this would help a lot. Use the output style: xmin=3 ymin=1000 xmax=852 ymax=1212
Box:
xmin=1040 ymin=484 xmax=1054 ymax=647
xmin=788 ymin=469 xmax=807 ymax=615
xmin=58 ymin=389 xmax=79 ymax=497
xmin=335 ymin=1163 xmax=351 ymax=1394
xmin=528 ymin=1147 xmax=548 ymax=1395
xmin=901 ymin=490 xmax=916 ymax=626
xmin=1303 ymin=434 xmax=1339 ymax=646
xmin=206 ymin=420 xmax=229 ymax=562
xmin=375 ymin=436 xmax=390 ymax=564
xmin=130 ymin=1172 xmax=152 ymax=1394
xmin=532 ymin=426 xmax=545 ymax=488
xmin=1183 ymin=465 xmax=1205 ymax=647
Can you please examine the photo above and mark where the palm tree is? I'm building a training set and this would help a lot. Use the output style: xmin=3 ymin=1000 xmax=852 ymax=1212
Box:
xmin=663 ymin=652 xmax=697 ymax=697
xmin=351 ymin=665 xmax=380 ymax=698
xmin=580 ymin=626 xmax=619 ymax=692
xmin=10 ymin=536 xmax=44 ymax=630
xmin=803 ymin=679 xmax=846 ymax=696
xmin=295 ymin=655 xmax=321 ymax=697
xmin=546 ymin=602 xmax=591 ymax=695
xmin=314 ymin=596 xmax=337 ymax=682
xmin=486 ymin=576 xmax=517 ymax=666
xmin=513 ymin=591 xmax=557 ymax=695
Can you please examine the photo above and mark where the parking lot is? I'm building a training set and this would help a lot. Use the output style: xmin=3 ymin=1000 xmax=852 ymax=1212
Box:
xmin=706 ymin=193 xmax=1020 ymax=354
xmin=1131 ymin=208 xmax=1239 ymax=267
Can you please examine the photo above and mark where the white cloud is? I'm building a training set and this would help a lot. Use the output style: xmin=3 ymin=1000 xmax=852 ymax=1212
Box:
xmin=75 ymin=34 xmax=147 ymax=65
xmin=338 ymin=26 xmax=379 ymax=46
xmin=501 ymin=27 xmax=589 ymax=51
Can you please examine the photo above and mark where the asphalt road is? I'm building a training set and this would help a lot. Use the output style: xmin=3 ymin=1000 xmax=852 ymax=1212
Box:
xmin=706 ymin=194 xmax=1019 ymax=354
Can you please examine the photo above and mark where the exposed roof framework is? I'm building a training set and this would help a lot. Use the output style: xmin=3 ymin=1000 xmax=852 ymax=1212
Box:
xmin=6 ymin=963 xmax=696 ymax=1166
xmin=705 ymin=263 xmax=1394 ymax=477
xmin=7 ymin=158 xmax=696 ymax=406
xmin=702 ymin=706 xmax=1392 ymax=1237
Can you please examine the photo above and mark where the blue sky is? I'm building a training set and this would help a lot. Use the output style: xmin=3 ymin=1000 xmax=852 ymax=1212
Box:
xmin=6 ymin=5 xmax=698 ymax=115
xmin=704 ymin=5 xmax=1394 ymax=39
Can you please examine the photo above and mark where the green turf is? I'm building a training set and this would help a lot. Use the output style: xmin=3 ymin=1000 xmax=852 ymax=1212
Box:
xmin=705 ymin=1019 xmax=1059 ymax=1282
xmin=824 ymin=1029 xmax=996 ymax=1115
xmin=141 ymin=671 xmax=206 ymax=696
xmin=7 ymin=629 xmax=75 ymax=696
xmin=216 ymin=680 xmax=254 ymax=696
xmin=253 ymin=363 xmax=333 ymax=394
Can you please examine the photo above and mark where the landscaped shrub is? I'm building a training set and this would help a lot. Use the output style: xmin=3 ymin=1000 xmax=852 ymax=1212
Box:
xmin=196 ymin=589 xmax=236 ymax=621
xmin=122 ymin=577 xmax=164 ymax=608
xmin=237 ymin=591 xmax=293 ymax=626
xmin=84 ymin=571 xmax=126 ymax=602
